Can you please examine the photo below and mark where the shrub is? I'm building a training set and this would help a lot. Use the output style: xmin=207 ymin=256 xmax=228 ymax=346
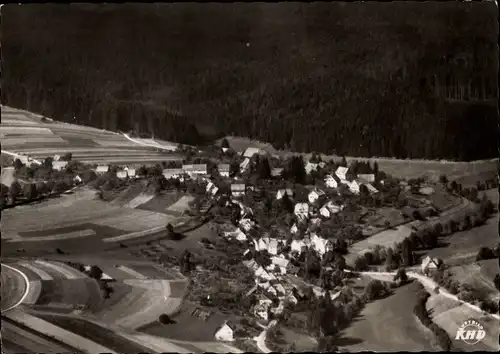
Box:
xmin=354 ymin=255 xmax=369 ymax=271
xmin=476 ymin=247 xmax=496 ymax=261
xmin=88 ymin=265 xmax=103 ymax=280
xmin=159 ymin=313 xmax=173 ymax=324
xmin=363 ymin=279 xmax=391 ymax=302
xmin=494 ymin=274 xmax=500 ymax=291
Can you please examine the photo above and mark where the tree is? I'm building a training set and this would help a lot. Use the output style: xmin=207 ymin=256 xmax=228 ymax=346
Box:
xmin=159 ymin=313 xmax=173 ymax=324
xmin=62 ymin=152 xmax=73 ymax=161
xmin=8 ymin=181 xmax=21 ymax=203
xmin=88 ymin=265 xmax=103 ymax=280
xmin=439 ymin=174 xmax=448 ymax=184
xmin=354 ymin=255 xmax=369 ymax=271
xmin=137 ymin=165 xmax=148 ymax=176
xmin=221 ymin=138 xmax=230 ymax=149
xmin=494 ymin=274 xmax=500 ymax=291
xmin=385 ymin=247 xmax=394 ymax=269
xmin=373 ymin=161 xmax=379 ymax=175
xmin=23 ymin=183 xmax=38 ymax=200
xmin=433 ymin=223 xmax=443 ymax=236
xmin=44 ymin=156 xmax=54 ymax=169
xmin=13 ymin=158 xmax=24 ymax=170
xmin=340 ymin=156 xmax=348 ymax=167
xmin=317 ymin=336 xmax=338 ymax=353
xmin=401 ymin=238 xmax=413 ymax=266
xmin=363 ymin=279 xmax=390 ymax=301
xmin=359 ymin=184 xmax=369 ymax=197
xmin=258 ymin=157 xmax=272 ymax=179
xmin=476 ymin=247 xmax=495 ymax=261
xmin=393 ymin=268 xmax=408 ymax=284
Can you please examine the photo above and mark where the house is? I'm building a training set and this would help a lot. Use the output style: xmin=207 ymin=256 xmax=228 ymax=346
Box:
xmin=163 ymin=168 xmax=184 ymax=179
xmin=305 ymin=162 xmax=318 ymax=175
xmin=270 ymin=301 xmax=285 ymax=315
xmin=294 ymin=203 xmax=310 ymax=221
xmin=206 ymin=182 xmax=219 ymax=196
xmin=74 ymin=175 xmax=82 ymax=184
xmin=243 ymin=147 xmax=261 ymax=158
xmin=276 ymin=189 xmax=294 ymax=200
xmin=183 ymin=164 xmax=207 ymax=177
xmin=53 ymin=154 xmax=61 ymax=161
xmin=310 ymin=233 xmax=333 ymax=256
xmin=290 ymin=223 xmax=298 ymax=234
xmin=319 ymin=201 xmax=344 ymax=218
xmin=290 ymin=239 xmax=308 ymax=255
xmin=239 ymin=158 xmax=250 ymax=172
xmin=421 ymin=256 xmax=442 ymax=275
xmin=308 ymin=189 xmax=326 ymax=204
xmin=214 ymin=321 xmax=236 ymax=342
xmin=324 ymin=174 xmax=338 ymax=189
xmin=358 ymin=173 xmax=375 ymax=183
xmin=267 ymin=238 xmax=282 ymax=255
xmin=253 ymin=303 xmax=270 ymax=321
xmin=239 ymin=218 xmax=254 ymax=232
xmin=218 ymin=164 xmax=230 ymax=177
xmin=335 ymin=166 xmax=349 ymax=181
xmin=271 ymin=256 xmax=290 ymax=274
xmin=96 ymin=165 xmax=109 ymax=174
xmin=127 ymin=168 xmax=136 ymax=178
xmin=52 ymin=161 xmax=68 ymax=171
xmin=255 ymin=266 xmax=275 ymax=281
xmin=285 ymin=293 xmax=299 ymax=305
xmin=231 ymin=184 xmax=246 ymax=197
xmin=116 ymin=170 xmax=128 ymax=179
xmin=243 ymin=259 xmax=259 ymax=272
xmin=349 ymin=180 xmax=361 ymax=194
xmin=223 ymin=228 xmax=247 ymax=241
xmin=318 ymin=162 xmax=326 ymax=168
xmin=365 ymin=183 xmax=379 ymax=194
xmin=271 ymin=168 xmax=284 ymax=178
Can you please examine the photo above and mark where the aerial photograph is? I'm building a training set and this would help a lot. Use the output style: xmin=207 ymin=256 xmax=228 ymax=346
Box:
xmin=1 ymin=2 xmax=499 ymax=353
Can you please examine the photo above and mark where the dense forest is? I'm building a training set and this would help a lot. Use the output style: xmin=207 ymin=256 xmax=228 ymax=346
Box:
xmin=1 ymin=3 xmax=498 ymax=160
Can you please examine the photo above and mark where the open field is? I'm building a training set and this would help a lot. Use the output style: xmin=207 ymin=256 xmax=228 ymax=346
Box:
xmin=166 ymin=195 xmax=195 ymax=214
xmin=138 ymin=301 xmax=237 ymax=342
xmin=338 ymin=281 xmax=437 ymax=352
xmin=446 ymin=260 xmax=499 ymax=301
xmin=137 ymin=191 xmax=188 ymax=214
xmin=1 ymin=105 xmax=182 ymax=165
xmin=427 ymin=293 xmax=500 ymax=352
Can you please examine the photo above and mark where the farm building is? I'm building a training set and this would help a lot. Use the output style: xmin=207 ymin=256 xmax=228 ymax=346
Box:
xmin=116 ymin=170 xmax=128 ymax=179
xmin=74 ymin=175 xmax=82 ymax=184
xmin=163 ymin=168 xmax=184 ymax=179
xmin=290 ymin=223 xmax=298 ymax=234
xmin=294 ymin=203 xmax=310 ymax=221
xmin=324 ymin=174 xmax=338 ymax=188
xmin=276 ymin=188 xmax=293 ymax=200
xmin=214 ymin=321 xmax=236 ymax=342
xmin=319 ymin=201 xmax=344 ymax=218
xmin=349 ymin=180 xmax=361 ymax=194
xmin=255 ymin=266 xmax=275 ymax=282
xmin=308 ymin=189 xmax=326 ymax=204
xmin=358 ymin=174 xmax=375 ymax=183
xmin=96 ymin=165 xmax=109 ymax=174
xmin=290 ymin=239 xmax=308 ymax=255
xmin=253 ymin=302 xmax=270 ymax=321
xmin=231 ymin=183 xmax=246 ymax=197
xmin=239 ymin=218 xmax=254 ymax=232
xmin=183 ymin=164 xmax=207 ymax=177
xmin=242 ymin=147 xmax=262 ymax=158
xmin=52 ymin=161 xmax=68 ymax=171
xmin=421 ymin=256 xmax=443 ymax=275
xmin=271 ymin=168 xmax=284 ymax=177
xmin=217 ymin=164 xmax=230 ymax=177
xmin=223 ymin=228 xmax=247 ymax=241
xmin=335 ymin=166 xmax=349 ymax=181
xmin=270 ymin=256 xmax=291 ymax=275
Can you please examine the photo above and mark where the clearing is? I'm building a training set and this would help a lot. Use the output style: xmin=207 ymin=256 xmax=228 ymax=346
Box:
xmin=338 ymin=281 xmax=438 ymax=352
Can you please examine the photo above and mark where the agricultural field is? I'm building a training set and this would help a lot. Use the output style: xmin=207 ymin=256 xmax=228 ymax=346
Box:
xmin=166 ymin=195 xmax=195 ymax=215
xmin=426 ymin=294 xmax=500 ymax=352
xmin=338 ymin=281 xmax=438 ymax=352
xmin=1 ymin=105 xmax=182 ymax=165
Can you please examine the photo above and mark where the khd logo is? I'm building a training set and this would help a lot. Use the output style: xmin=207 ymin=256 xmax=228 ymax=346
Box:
xmin=455 ymin=319 xmax=486 ymax=345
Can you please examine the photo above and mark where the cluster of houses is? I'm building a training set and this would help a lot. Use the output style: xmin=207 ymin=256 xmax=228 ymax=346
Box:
xmin=324 ymin=166 xmax=379 ymax=195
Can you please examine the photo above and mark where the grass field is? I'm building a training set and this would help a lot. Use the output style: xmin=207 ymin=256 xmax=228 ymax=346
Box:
xmin=338 ymin=281 xmax=438 ymax=352
xmin=447 ymin=260 xmax=499 ymax=301
xmin=34 ymin=279 xmax=102 ymax=308
xmin=427 ymin=294 xmax=500 ymax=352
xmin=137 ymin=192 xmax=188 ymax=215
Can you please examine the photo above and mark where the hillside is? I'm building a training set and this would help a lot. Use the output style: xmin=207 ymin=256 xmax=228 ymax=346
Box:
xmin=1 ymin=3 xmax=498 ymax=160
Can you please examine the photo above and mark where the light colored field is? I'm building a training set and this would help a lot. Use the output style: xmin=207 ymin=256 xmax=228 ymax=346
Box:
xmin=1 ymin=166 xmax=15 ymax=187
xmin=34 ymin=260 xmax=87 ymax=280
xmin=0 ymin=126 xmax=55 ymax=134
xmin=427 ymin=294 xmax=500 ymax=352
xmin=95 ymin=210 xmax=173 ymax=232
xmin=124 ymin=193 xmax=156 ymax=209
xmin=17 ymin=262 xmax=54 ymax=280
xmin=166 ymin=195 xmax=195 ymax=213
xmin=8 ymin=229 xmax=96 ymax=243
xmin=2 ymin=136 xmax=68 ymax=147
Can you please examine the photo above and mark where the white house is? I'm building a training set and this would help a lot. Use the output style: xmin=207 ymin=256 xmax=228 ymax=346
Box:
xmin=255 ymin=266 xmax=275 ymax=281
xmin=267 ymin=238 xmax=282 ymax=256
xmin=52 ymin=160 xmax=68 ymax=171
xmin=271 ymin=256 xmax=290 ymax=274
xmin=285 ymin=293 xmax=299 ymax=305
xmin=290 ymin=223 xmax=298 ymax=234
xmin=358 ymin=173 xmax=375 ymax=183
xmin=276 ymin=188 xmax=293 ymax=200
xmin=218 ymin=164 xmax=230 ymax=177
xmin=324 ymin=174 xmax=338 ymax=189
xmin=74 ymin=175 xmax=82 ymax=184
xmin=290 ymin=239 xmax=308 ymax=255
xmin=214 ymin=321 xmax=236 ymax=342
xmin=335 ymin=166 xmax=349 ymax=181
xmin=318 ymin=162 xmax=326 ymax=168
xmin=223 ymin=228 xmax=247 ymax=241
xmin=116 ymin=170 xmax=128 ymax=179
xmin=421 ymin=256 xmax=442 ymax=275
xmin=239 ymin=218 xmax=254 ymax=232
xmin=53 ymin=154 xmax=61 ymax=161
xmin=319 ymin=201 xmax=344 ymax=218
xmin=127 ymin=168 xmax=136 ymax=178
xmin=310 ymin=233 xmax=333 ymax=256
xmin=206 ymin=182 xmax=219 ymax=196
xmin=305 ymin=162 xmax=318 ymax=175
xmin=239 ymin=158 xmax=250 ymax=172
xmin=243 ymin=259 xmax=259 ymax=272
xmin=231 ymin=184 xmax=246 ymax=197
xmin=183 ymin=164 xmax=207 ymax=177
xmin=349 ymin=180 xmax=361 ymax=194
xmin=162 ymin=168 xmax=184 ymax=179
xmin=96 ymin=165 xmax=109 ymax=174
xmin=270 ymin=301 xmax=285 ymax=315
xmin=308 ymin=189 xmax=326 ymax=204
xmin=243 ymin=147 xmax=261 ymax=158
xmin=294 ymin=203 xmax=310 ymax=221
xmin=271 ymin=168 xmax=284 ymax=177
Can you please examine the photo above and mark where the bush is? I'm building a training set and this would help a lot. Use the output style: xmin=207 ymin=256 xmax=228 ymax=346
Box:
xmin=88 ymin=265 xmax=103 ymax=280
xmin=476 ymin=247 xmax=496 ymax=261
xmin=494 ymin=274 xmax=500 ymax=291
xmin=159 ymin=313 xmax=173 ymax=324
xmin=363 ymin=279 xmax=391 ymax=302
xmin=354 ymin=255 xmax=369 ymax=271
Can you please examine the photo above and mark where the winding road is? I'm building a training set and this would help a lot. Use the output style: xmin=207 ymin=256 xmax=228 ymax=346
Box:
xmin=1 ymin=263 xmax=30 ymax=313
